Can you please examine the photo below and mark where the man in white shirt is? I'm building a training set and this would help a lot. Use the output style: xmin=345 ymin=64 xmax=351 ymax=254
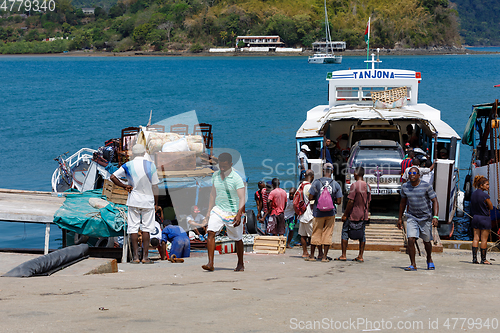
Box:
xmin=401 ymin=158 xmax=434 ymax=183
xmin=297 ymin=145 xmax=310 ymax=181
xmin=111 ymin=144 xmax=160 ymax=264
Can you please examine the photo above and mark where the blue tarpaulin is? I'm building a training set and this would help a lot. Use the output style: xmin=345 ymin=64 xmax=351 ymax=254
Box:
xmin=53 ymin=189 xmax=127 ymax=237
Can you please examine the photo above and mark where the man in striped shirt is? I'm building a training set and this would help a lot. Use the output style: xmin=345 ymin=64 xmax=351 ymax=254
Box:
xmin=398 ymin=166 xmax=439 ymax=271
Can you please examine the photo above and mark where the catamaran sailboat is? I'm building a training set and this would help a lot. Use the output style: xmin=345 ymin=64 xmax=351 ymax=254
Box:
xmin=308 ymin=0 xmax=342 ymax=64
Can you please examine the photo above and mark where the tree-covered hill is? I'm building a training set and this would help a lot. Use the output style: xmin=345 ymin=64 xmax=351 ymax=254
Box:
xmin=0 ymin=0 xmax=461 ymax=54
xmin=450 ymin=0 xmax=500 ymax=46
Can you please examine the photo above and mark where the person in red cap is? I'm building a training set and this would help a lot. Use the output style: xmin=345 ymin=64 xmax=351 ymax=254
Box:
xmin=187 ymin=205 xmax=207 ymax=240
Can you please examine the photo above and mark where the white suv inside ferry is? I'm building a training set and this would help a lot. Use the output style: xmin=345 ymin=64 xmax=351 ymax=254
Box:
xmin=345 ymin=139 xmax=404 ymax=197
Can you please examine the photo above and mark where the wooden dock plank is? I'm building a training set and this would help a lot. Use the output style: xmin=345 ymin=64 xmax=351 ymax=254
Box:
xmin=157 ymin=167 xmax=214 ymax=178
xmin=0 ymin=190 xmax=65 ymax=223
xmin=0 ymin=189 xmax=66 ymax=255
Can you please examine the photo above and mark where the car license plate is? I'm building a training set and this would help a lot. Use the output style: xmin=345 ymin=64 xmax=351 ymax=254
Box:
xmin=371 ymin=189 xmax=394 ymax=195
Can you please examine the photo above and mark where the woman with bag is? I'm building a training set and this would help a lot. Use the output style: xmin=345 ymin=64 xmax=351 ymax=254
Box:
xmin=470 ymin=175 xmax=494 ymax=264
xmin=338 ymin=167 xmax=371 ymax=262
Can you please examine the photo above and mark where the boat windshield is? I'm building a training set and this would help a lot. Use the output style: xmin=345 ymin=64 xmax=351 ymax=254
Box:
xmin=351 ymin=130 xmax=401 ymax=145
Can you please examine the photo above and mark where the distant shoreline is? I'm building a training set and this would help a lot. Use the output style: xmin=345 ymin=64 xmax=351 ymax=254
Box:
xmin=0 ymin=46 xmax=497 ymax=57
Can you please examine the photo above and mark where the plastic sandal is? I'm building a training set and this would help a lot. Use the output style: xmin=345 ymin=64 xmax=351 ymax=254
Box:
xmin=427 ymin=262 xmax=435 ymax=270
xmin=404 ymin=265 xmax=417 ymax=271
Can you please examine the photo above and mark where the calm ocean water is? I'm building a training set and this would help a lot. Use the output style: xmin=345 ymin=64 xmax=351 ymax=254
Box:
xmin=1 ymin=53 xmax=500 ymax=248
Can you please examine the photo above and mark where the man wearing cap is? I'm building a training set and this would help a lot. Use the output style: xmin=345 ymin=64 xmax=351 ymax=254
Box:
xmin=307 ymin=163 xmax=342 ymax=262
xmin=111 ymin=144 xmax=160 ymax=264
xmin=298 ymin=144 xmax=310 ymax=181
xmin=203 ymin=152 xmax=246 ymax=272
xmin=187 ymin=205 xmax=207 ymax=239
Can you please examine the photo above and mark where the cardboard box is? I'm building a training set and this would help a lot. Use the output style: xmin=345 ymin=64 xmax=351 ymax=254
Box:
xmin=156 ymin=151 xmax=196 ymax=171
xmin=102 ymin=179 xmax=128 ymax=205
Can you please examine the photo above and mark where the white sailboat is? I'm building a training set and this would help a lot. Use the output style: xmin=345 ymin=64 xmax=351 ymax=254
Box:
xmin=308 ymin=0 xmax=342 ymax=64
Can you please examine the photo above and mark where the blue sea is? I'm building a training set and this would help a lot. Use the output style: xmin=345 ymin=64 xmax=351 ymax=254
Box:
xmin=466 ymin=46 xmax=500 ymax=53
xmin=1 ymin=53 xmax=500 ymax=248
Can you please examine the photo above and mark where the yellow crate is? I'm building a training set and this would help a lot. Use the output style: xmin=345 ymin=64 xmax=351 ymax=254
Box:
xmin=253 ymin=236 xmax=286 ymax=254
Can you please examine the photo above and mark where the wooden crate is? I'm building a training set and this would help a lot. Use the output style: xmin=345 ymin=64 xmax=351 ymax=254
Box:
xmin=253 ymin=236 xmax=286 ymax=254
xmin=102 ymin=179 xmax=128 ymax=205
xmin=156 ymin=151 xmax=196 ymax=171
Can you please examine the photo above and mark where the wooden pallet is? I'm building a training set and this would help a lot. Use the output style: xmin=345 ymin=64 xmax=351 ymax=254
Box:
xmin=102 ymin=179 xmax=128 ymax=205
xmin=253 ymin=236 xmax=286 ymax=254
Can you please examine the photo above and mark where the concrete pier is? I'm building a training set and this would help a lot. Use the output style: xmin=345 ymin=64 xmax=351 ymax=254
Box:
xmin=0 ymin=189 xmax=65 ymax=254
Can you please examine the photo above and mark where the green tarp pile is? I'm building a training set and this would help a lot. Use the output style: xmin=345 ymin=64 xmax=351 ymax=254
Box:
xmin=53 ymin=189 xmax=127 ymax=237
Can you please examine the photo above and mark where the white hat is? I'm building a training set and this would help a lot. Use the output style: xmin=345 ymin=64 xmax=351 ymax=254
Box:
xmin=132 ymin=144 xmax=146 ymax=155
xmin=301 ymin=144 xmax=311 ymax=152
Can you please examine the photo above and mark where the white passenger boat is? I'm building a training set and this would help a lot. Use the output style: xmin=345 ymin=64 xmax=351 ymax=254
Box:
xmin=296 ymin=54 xmax=461 ymax=237
xmin=308 ymin=53 xmax=342 ymax=64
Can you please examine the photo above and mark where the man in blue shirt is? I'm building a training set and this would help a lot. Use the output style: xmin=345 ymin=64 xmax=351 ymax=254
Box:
xmin=398 ymin=166 xmax=439 ymax=271
xmin=159 ymin=222 xmax=190 ymax=259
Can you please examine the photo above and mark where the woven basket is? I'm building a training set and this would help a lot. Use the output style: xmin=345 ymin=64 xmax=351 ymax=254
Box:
xmin=371 ymin=86 xmax=407 ymax=103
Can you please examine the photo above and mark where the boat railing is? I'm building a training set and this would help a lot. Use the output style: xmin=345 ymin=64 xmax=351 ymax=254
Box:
xmin=51 ymin=148 xmax=96 ymax=192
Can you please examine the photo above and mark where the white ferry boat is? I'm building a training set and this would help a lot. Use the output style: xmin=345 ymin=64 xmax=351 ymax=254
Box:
xmin=296 ymin=54 xmax=461 ymax=237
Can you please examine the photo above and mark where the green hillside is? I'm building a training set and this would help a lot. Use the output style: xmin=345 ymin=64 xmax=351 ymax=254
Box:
xmin=450 ymin=0 xmax=500 ymax=46
xmin=0 ymin=0 xmax=461 ymax=54
xmin=71 ymin=0 xmax=118 ymax=11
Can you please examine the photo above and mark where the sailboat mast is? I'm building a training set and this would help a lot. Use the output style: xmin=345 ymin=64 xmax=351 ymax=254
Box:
xmin=324 ymin=0 xmax=331 ymax=54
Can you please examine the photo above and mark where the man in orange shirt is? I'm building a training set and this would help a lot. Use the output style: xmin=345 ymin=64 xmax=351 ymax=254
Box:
xmin=265 ymin=178 xmax=288 ymax=236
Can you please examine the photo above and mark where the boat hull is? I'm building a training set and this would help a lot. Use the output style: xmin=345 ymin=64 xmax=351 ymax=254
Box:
xmin=308 ymin=55 xmax=342 ymax=64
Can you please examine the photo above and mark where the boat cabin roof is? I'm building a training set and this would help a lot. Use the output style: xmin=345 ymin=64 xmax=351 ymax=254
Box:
xmin=296 ymin=103 xmax=459 ymax=140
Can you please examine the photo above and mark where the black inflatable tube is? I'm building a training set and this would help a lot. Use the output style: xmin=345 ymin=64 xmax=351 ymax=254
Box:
xmin=2 ymin=244 xmax=89 ymax=278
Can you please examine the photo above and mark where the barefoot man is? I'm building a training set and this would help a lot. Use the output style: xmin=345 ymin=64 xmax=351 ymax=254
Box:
xmin=203 ymin=152 xmax=246 ymax=272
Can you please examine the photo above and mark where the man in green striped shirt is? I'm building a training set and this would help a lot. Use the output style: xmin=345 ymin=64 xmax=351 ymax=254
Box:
xmin=202 ymin=153 xmax=246 ymax=272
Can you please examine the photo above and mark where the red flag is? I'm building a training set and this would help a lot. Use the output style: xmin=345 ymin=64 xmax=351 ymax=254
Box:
xmin=364 ymin=18 xmax=370 ymax=43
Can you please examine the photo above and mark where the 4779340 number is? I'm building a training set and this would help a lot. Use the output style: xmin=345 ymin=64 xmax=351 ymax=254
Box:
xmin=0 ymin=0 xmax=56 ymax=12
